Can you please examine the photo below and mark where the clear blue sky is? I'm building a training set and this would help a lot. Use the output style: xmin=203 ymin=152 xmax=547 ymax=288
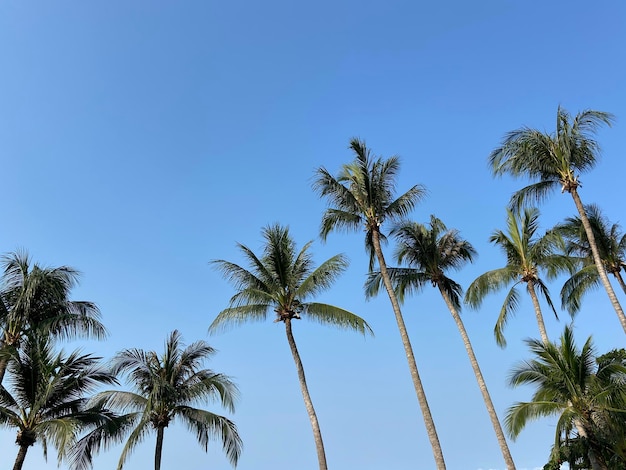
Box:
xmin=1 ymin=1 xmax=625 ymax=469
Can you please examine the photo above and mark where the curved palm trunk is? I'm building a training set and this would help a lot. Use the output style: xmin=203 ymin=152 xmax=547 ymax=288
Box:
xmin=570 ymin=189 xmax=626 ymax=333
xmin=438 ymin=287 xmax=516 ymax=470
xmin=13 ymin=444 xmax=29 ymax=470
xmin=526 ymin=281 xmax=549 ymax=344
xmin=284 ymin=317 xmax=328 ymax=470
xmin=155 ymin=427 xmax=165 ymax=470
xmin=371 ymin=230 xmax=446 ymax=470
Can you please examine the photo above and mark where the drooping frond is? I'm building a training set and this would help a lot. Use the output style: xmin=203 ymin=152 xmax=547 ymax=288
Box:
xmin=304 ymin=303 xmax=373 ymax=336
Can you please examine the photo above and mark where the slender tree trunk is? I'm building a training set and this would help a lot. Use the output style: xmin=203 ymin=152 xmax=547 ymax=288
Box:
xmin=371 ymin=229 xmax=446 ymax=470
xmin=438 ymin=287 xmax=516 ymax=470
xmin=614 ymin=272 xmax=626 ymax=295
xmin=526 ymin=281 xmax=549 ymax=344
xmin=570 ymin=189 xmax=626 ymax=334
xmin=284 ymin=317 xmax=328 ymax=470
xmin=13 ymin=444 xmax=29 ymax=470
xmin=155 ymin=426 xmax=165 ymax=470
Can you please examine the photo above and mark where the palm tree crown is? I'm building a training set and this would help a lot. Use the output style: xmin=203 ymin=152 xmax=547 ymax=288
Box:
xmin=79 ymin=330 xmax=242 ymax=470
xmin=506 ymin=325 xmax=626 ymax=469
xmin=0 ymin=333 xmax=117 ymax=470
xmin=555 ymin=204 xmax=626 ymax=315
xmin=465 ymin=208 xmax=572 ymax=346
xmin=313 ymin=138 xmax=426 ymax=269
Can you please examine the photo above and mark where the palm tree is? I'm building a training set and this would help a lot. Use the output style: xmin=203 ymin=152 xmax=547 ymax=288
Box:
xmin=365 ymin=216 xmax=516 ymax=469
xmin=0 ymin=251 xmax=107 ymax=384
xmin=465 ymin=208 xmax=572 ymax=346
xmin=506 ymin=325 xmax=626 ymax=470
xmin=210 ymin=224 xmax=372 ymax=470
xmin=77 ymin=330 xmax=242 ymax=470
xmin=0 ymin=332 xmax=118 ymax=470
xmin=312 ymin=139 xmax=448 ymax=469
xmin=554 ymin=204 xmax=626 ymax=315
xmin=488 ymin=107 xmax=626 ymax=333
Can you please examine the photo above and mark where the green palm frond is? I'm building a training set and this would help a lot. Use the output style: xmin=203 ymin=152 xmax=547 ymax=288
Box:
xmin=304 ymin=303 xmax=373 ymax=336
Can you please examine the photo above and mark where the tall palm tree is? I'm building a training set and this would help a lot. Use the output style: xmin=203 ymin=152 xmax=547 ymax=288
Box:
xmin=0 ymin=333 xmax=118 ymax=470
xmin=210 ymin=224 xmax=372 ymax=470
xmin=0 ymin=251 xmax=107 ymax=384
xmin=505 ymin=325 xmax=626 ymax=470
xmin=76 ymin=330 xmax=242 ymax=470
xmin=366 ymin=216 xmax=516 ymax=469
xmin=465 ymin=208 xmax=572 ymax=346
xmin=312 ymin=139 xmax=448 ymax=469
xmin=554 ymin=204 xmax=626 ymax=315
xmin=488 ymin=107 xmax=626 ymax=333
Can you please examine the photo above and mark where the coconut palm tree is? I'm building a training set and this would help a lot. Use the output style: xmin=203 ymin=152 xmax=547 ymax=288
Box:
xmin=365 ymin=216 xmax=516 ymax=469
xmin=506 ymin=325 xmax=626 ymax=470
xmin=210 ymin=224 xmax=372 ymax=470
xmin=0 ymin=251 xmax=106 ymax=384
xmin=0 ymin=332 xmax=118 ymax=470
xmin=488 ymin=107 xmax=626 ymax=333
xmin=312 ymin=139 xmax=448 ymax=469
xmin=77 ymin=330 xmax=241 ymax=470
xmin=554 ymin=204 xmax=626 ymax=315
xmin=465 ymin=208 xmax=572 ymax=346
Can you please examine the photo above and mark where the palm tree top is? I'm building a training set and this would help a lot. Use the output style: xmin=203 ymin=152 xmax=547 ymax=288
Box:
xmin=489 ymin=107 xmax=614 ymax=210
xmin=210 ymin=224 xmax=373 ymax=336
xmin=313 ymin=138 xmax=426 ymax=269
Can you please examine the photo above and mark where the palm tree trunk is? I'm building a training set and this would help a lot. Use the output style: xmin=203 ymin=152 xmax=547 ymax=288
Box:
xmin=371 ymin=229 xmax=446 ymax=470
xmin=438 ymin=287 xmax=516 ymax=470
xmin=574 ymin=422 xmax=608 ymax=470
xmin=526 ymin=281 xmax=549 ymax=344
xmin=284 ymin=317 xmax=328 ymax=470
xmin=614 ymin=272 xmax=626 ymax=295
xmin=155 ymin=426 xmax=165 ymax=470
xmin=570 ymin=189 xmax=626 ymax=334
xmin=13 ymin=444 xmax=29 ymax=470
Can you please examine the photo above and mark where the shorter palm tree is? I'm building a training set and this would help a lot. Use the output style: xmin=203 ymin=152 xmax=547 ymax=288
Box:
xmin=465 ymin=208 xmax=572 ymax=346
xmin=0 ymin=251 xmax=106 ymax=384
xmin=79 ymin=330 xmax=242 ymax=470
xmin=554 ymin=204 xmax=626 ymax=315
xmin=0 ymin=333 xmax=118 ymax=470
xmin=366 ymin=216 xmax=516 ymax=469
xmin=506 ymin=325 xmax=626 ymax=470
xmin=210 ymin=224 xmax=372 ymax=470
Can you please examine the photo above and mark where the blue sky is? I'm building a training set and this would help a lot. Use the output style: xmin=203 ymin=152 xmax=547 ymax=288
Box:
xmin=1 ymin=1 xmax=625 ymax=469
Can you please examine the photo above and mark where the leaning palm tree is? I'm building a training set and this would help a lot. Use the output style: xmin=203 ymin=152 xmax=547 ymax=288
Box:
xmin=489 ymin=107 xmax=626 ymax=333
xmin=506 ymin=325 xmax=626 ymax=470
xmin=554 ymin=204 xmax=626 ymax=315
xmin=0 ymin=251 xmax=107 ymax=384
xmin=313 ymin=139 xmax=448 ymax=470
xmin=0 ymin=332 xmax=118 ymax=470
xmin=78 ymin=330 xmax=242 ymax=470
xmin=366 ymin=216 xmax=516 ymax=469
xmin=210 ymin=224 xmax=372 ymax=470
xmin=465 ymin=208 xmax=572 ymax=346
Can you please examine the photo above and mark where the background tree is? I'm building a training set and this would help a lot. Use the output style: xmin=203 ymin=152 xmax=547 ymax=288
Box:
xmin=465 ymin=208 xmax=571 ymax=346
xmin=554 ymin=204 xmax=626 ymax=315
xmin=0 ymin=332 xmax=117 ymax=470
xmin=0 ymin=251 xmax=106 ymax=384
xmin=210 ymin=224 xmax=372 ymax=470
xmin=488 ymin=107 xmax=626 ymax=333
xmin=505 ymin=326 xmax=626 ymax=470
xmin=365 ymin=216 xmax=516 ymax=469
xmin=313 ymin=139 xmax=448 ymax=470
xmin=80 ymin=330 xmax=242 ymax=470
